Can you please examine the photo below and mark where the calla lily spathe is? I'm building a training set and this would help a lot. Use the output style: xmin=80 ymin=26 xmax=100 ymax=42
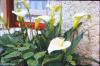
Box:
xmin=37 ymin=15 xmax=60 ymax=26
xmin=34 ymin=18 xmax=41 ymax=29
xmin=73 ymin=12 xmax=91 ymax=29
xmin=48 ymin=37 xmax=71 ymax=54
xmin=12 ymin=10 xmax=27 ymax=17
xmin=12 ymin=10 xmax=28 ymax=21
xmin=46 ymin=3 xmax=61 ymax=12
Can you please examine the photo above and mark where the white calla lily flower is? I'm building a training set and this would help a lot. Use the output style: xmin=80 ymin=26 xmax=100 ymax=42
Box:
xmin=12 ymin=10 xmax=27 ymax=17
xmin=48 ymin=37 xmax=71 ymax=54
xmin=37 ymin=15 xmax=60 ymax=26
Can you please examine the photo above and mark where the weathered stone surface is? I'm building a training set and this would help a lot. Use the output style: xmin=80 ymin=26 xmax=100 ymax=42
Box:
xmin=62 ymin=1 xmax=99 ymax=65
xmin=50 ymin=1 xmax=99 ymax=65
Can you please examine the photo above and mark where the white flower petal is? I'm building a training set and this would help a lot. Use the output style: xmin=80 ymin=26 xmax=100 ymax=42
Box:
xmin=12 ymin=10 xmax=27 ymax=17
xmin=48 ymin=37 xmax=61 ymax=53
xmin=48 ymin=37 xmax=71 ymax=54
xmin=64 ymin=41 xmax=71 ymax=48
xmin=48 ymin=44 xmax=59 ymax=54
xmin=38 ymin=30 xmax=41 ymax=35
xmin=27 ymin=29 xmax=36 ymax=40
xmin=32 ymin=30 xmax=37 ymax=36
xmin=35 ymin=15 xmax=59 ymax=26
xmin=27 ymin=29 xmax=33 ymax=40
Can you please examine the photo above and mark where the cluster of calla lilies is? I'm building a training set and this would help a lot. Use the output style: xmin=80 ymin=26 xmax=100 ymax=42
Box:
xmin=0 ymin=0 xmax=91 ymax=54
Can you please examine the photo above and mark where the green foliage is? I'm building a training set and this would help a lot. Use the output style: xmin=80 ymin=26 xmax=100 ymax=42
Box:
xmin=27 ymin=59 xmax=39 ymax=66
xmin=23 ymin=52 xmax=33 ymax=59
xmin=0 ymin=35 xmax=17 ymax=45
xmin=42 ymin=53 xmax=64 ymax=66
xmin=64 ymin=27 xmax=74 ymax=40
xmin=66 ymin=32 xmax=84 ymax=56
xmin=0 ymin=2 xmax=98 ymax=66
xmin=4 ymin=51 xmax=20 ymax=59
xmin=34 ymin=51 xmax=46 ymax=60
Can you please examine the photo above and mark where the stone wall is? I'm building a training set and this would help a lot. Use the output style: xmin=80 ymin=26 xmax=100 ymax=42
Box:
xmin=50 ymin=1 xmax=99 ymax=66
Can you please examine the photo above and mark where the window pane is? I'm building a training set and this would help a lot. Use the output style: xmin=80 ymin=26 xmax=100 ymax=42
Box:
xmin=18 ymin=2 xmax=25 ymax=9
xmin=16 ymin=0 xmax=47 ymax=10
xmin=14 ymin=0 xmax=47 ymax=22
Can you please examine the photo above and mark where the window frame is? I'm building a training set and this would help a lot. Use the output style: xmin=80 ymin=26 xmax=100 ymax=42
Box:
xmin=1 ymin=0 xmax=16 ymax=27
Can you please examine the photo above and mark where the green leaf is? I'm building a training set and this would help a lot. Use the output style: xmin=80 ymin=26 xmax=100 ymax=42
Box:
xmin=27 ymin=59 xmax=39 ymax=66
xmin=53 ymin=24 xmax=61 ymax=37
xmin=64 ymin=23 xmax=82 ymax=40
xmin=16 ymin=46 xmax=29 ymax=51
xmin=34 ymin=51 xmax=46 ymax=60
xmin=50 ymin=18 xmax=55 ymax=31
xmin=16 ymin=43 xmax=30 ymax=51
xmin=66 ymin=32 xmax=84 ymax=56
xmin=6 ymin=45 xmax=15 ymax=48
xmin=71 ymin=32 xmax=84 ymax=53
xmin=0 ymin=38 xmax=3 ymax=44
xmin=0 ymin=63 xmax=15 ymax=66
xmin=59 ymin=4 xmax=62 ymax=28
xmin=64 ymin=27 xmax=74 ymax=40
xmin=1 ymin=48 xmax=14 ymax=56
xmin=1 ymin=57 xmax=5 ymax=63
xmin=42 ymin=54 xmax=63 ymax=66
xmin=70 ymin=61 xmax=76 ymax=65
xmin=67 ymin=55 xmax=73 ymax=61
xmin=0 ymin=35 xmax=17 ymax=45
xmin=4 ymin=51 xmax=20 ymax=58
xmin=23 ymin=52 xmax=33 ymax=59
